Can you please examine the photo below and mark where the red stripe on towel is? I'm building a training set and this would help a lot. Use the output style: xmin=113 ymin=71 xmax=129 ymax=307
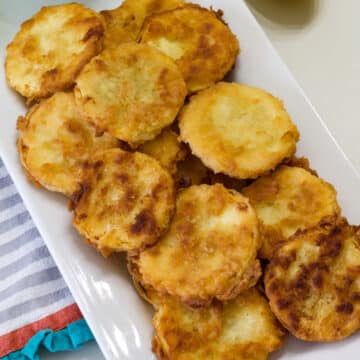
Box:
xmin=0 ymin=303 xmax=82 ymax=357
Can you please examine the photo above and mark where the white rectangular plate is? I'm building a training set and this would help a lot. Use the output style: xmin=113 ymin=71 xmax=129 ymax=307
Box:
xmin=1 ymin=1 xmax=359 ymax=359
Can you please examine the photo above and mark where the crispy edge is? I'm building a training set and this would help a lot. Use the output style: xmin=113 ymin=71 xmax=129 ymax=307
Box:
xmin=101 ymin=0 xmax=185 ymax=48
xmin=74 ymin=43 xmax=187 ymax=148
xmin=178 ymin=83 xmax=300 ymax=180
xmin=151 ymin=288 xmax=286 ymax=360
xmin=140 ymin=4 xmax=240 ymax=93
xmin=139 ymin=129 xmax=187 ymax=175
xmin=130 ymin=184 xmax=261 ymax=308
xmin=72 ymin=149 xmax=176 ymax=255
xmin=265 ymin=216 xmax=360 ymax=341
xmin=5 ymin=4 xmax=104 ymax=100
xmin=243 ymin=165 xmax=341 ymax=259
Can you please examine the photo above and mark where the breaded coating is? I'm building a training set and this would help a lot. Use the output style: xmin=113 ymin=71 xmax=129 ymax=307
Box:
xmin=72 ymin=148 xmax=175 ymax=255
xmin=74 ymin=43 xmax=187 ymax=147
xmin=17 ymin=92 xmax=118 ymax=197
xmin=100 ymin=0 xmax=184 ymax=49
xmin=139 ymin=129 xmax=186 ymax=175
xmin=265 ymin=218 xmax=360 ymax=341
xmin=140 ymin=4 xmax=239 ymax=93
xmin=128 ymin=270 xmax=164 ymax=309
xmin=179 ymin=82 xmax=300 ymax=179
xmin=152 ymin=288 xmax=286 ymax=360
xmin=130 ymin=184 xmax=261 ymax=307
xmin=5 ymin=3 xmax=103 ymax=100
xmin=152 ymin=296 xmax=223 ymax=358
xmin=242 ymin=166 xmax=340 ymax=259
xmin=283 ymin=156 xmax=317 ymax=176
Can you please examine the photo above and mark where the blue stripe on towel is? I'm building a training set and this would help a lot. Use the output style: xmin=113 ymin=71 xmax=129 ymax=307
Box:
xmin=0 ymin=211 xmax=31 ymax=235
xmin=0 ymin=157 xmax=78 ymax=354
xmin=0 ymin=246 xmax=50 ymax=280
xmin=0 ymin=176 xmax=12 ymax=190
xmin=0 ymin=287 xmax=71 ymax=325
xmin=0 ymin=267 xmax=62 ymax=301
xmin=0 ymin=227 xmax=40 ymax=258
xmin=0 ymin=194 xmax=22 ymax=212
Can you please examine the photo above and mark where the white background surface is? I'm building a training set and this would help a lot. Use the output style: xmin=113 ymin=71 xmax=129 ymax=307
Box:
xmin=3 ymin=0 xmax=359 ymax=359
xmin=246 ymin=0 xmax=360 ymax=172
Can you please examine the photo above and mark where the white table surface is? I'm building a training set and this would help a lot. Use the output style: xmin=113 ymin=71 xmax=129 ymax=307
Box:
xmin=16 ymin=0 xmax=360 ymax=359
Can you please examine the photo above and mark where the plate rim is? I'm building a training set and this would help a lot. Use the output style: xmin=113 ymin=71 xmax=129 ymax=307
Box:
xmin=1 ymin=1 xmax=360 ymax=359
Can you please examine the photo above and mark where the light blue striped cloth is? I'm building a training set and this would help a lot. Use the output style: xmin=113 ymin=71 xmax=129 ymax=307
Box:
xmin=0 ymin=157 xmax=85 ymax=357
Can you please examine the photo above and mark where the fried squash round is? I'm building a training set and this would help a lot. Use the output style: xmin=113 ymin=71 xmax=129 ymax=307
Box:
xmin=152 ymin=288 xmax=286 ymax=360
xmin=139 ymin=129 xmax=186 ymax=175
xmin=130 ymin=184 xmax=261 ymax=307
xmin=242 ymin=166 xmax=340 ymax=259
xmin=100 ymin=0 xmax=185 ymax=49
xmin=179 ymin=82 xmax=300 ymax=180
xmin=72 ymin=148 xmax=175 ymax=255
xmin=5 ymin=3 xmax=103 ymax=100
xmin=265 ymin=218 xmax=360 ymax=341
xmin=17 ymin=92 xmax=118 ymax=197
xmin=74 ymin=43 xmax=187 ymax=147
xmin=140 ymin=4 xmax=239 ymax=93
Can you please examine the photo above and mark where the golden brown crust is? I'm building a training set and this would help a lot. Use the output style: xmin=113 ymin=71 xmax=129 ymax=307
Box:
xmin=5 ymin=3 xmax=103 ymax=100
xmin=153 ymin=297 xmax=223 ymax=358
xmin=17 ymin=92 xmax=119 ymax=196
xmin=72 ymin=148 xmax=175 ymax=254
xmin=140 ymin=4 xmax=239 ymax=93
xmin=100 ymin=0 xmax=185 ymax=49
xmin=139 ymin=128 xmax=187 ymax=175
xmin=74 ymin=43 xmax=187 ymax=147
xmin=152 ymin=288 xmax=286 ymax=360
xmin=130 ymin=184 xmax=260 ymax=306
xmin=283 ymin=156 xmax=318 ymax=176
xmin=242 ymin=165 xmax=341 ymax=259
xmin=179 ymin=82 xmax=300 ymax=179
xmin=265 ymin=217 xmax=360 ymax=341
xmin=131 ymin=276 xmax=163 ymax=310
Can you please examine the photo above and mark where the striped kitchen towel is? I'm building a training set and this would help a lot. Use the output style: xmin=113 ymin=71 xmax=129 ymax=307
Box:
xmin=0 ymin=157 xmax=91 ymax=358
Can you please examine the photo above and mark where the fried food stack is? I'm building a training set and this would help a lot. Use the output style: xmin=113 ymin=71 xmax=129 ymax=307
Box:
xmin=6 ymin=1 xmax=360 ymax=359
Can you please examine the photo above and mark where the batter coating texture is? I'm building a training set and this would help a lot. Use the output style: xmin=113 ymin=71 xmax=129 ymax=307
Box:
xmin=140 ymin=4 xmax=239 ymax=93
xmin=74 ymin=43 xmax=187 ymax=147
xmin=131 ymin=184 xmax=261 ymax=307
xmin=17 ymin=92 xmax=118 ymax=197
xmin=283 ymin=156 xmax=317 ymax=176
xmin=152 ymin=288 xmax=286 ymax=360
xmin=179 ymin=82 xmax=300 ymax=179
xmin=128 ymin=270 xmax=164 ymax=309
xmin=100 ymin=0 xmax=184 ymax=49
xmin=265 ymin=218 xmax=360 ymax=341
xmin=5 ymin=3 xmax=103 ymax=100
xmin=139 ymin=129 xmax=187 ymax=175
xmin=243 ymin=166 xmax=340 ymax=259
xmin=72 ymin=148 xmax=175 ymax=255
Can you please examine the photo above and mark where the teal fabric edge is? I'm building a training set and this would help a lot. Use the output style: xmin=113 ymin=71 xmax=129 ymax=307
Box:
xmin=1 ymin=319 xmax=94 ymax=360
